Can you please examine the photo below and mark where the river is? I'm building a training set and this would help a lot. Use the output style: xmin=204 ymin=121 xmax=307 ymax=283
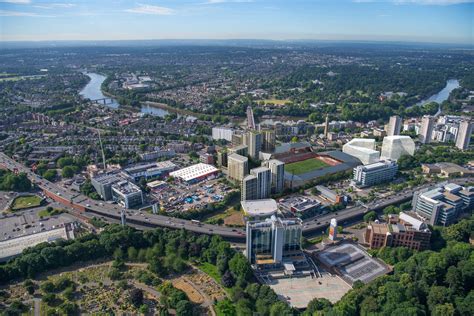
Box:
xmin=415 ymin=79 xmax=460 ymax=116
xmin=79 ymin=72 xmax=169 ymax=117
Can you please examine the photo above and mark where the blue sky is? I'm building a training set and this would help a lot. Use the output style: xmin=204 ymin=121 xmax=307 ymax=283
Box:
xmin=0 ymin=0 xmax=473 ymax=43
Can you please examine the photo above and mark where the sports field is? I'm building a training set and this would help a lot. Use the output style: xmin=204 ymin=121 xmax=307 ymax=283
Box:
xmin=285 ymin=158 xmax=329 ymax=175
xmin=10 ymin=195 xmax=42 ymax=211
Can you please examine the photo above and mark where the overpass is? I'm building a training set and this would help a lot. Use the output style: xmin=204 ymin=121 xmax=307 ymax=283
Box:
xmin=1 ymin=152 xmax=471 ymax=242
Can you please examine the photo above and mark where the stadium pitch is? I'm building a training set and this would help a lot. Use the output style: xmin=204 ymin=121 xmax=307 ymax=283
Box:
xmin=285 ymin=158 xmax=329 ymax=175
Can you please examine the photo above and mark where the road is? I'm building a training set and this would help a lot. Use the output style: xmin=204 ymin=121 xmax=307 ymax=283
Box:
xmin=1 ymin=152 xmax=470 ymax=241
xmin=0 ymin=152 xmax=246 ymax=242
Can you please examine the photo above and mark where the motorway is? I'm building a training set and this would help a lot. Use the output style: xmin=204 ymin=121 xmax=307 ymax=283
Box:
xmin=1 ymin=152 xmax=471 ymax=242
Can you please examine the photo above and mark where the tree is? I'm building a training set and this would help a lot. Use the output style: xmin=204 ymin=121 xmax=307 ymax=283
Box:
xmin=130 ymin=288 xmax=144 ymax=307
xmin=139 ymin=304 xmax=149 ymax=314
xmin=61 ymin=166 xmax=75 ymax=178
xmin=43 ymin=169 xmax=57 ymax=181
xmin=229 ymin=253 xmax=252 ymax=281
xmin=305 ymin=298 xmax=332 ymax=315
xmin=148 ymin=257 xmax=165 ymax=276
xmin=427 ymin=286 xmax=451 ymax=312
xmin=42 ymin=293 xmax=57 ymax=306
xmin=24 ymin=279 xmax=35 ymax=295
xmin=364 ymin=211 xmax=377 ymax=222
xmin=445 ymin=266 xmax=462 ymax=293
xmin=57 ymin=157 xmax=74 ymax=168
xmin=175 ymin=300 xmax=193 ymax=316
xmin=216 ymin=298 xmax=236 ymax=316
xmin=127 ymin=246 xmax=138 ymax=261
xmin=383 ymin=205 xmax=400 ymax=216
xmin=270 ymin=301 xmax=293 ymax=316
xmin=59 ymin=302 xmax=78 ymax=315
xmin=221 ymin=270 xmax=235 ymax=288
xmin=432 ymin=303 xmax=455 ymax=316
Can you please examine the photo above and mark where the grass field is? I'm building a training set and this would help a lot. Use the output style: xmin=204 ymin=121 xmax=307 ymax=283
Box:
xmin=285 ymin=158 xmax=329 ymax=175
xmin=198 ymin=262 xmax=222 ymax=283
xmin=11 ymin=195 xmax=42 ymax=211
xmin=258 ymin=98 xmax=291 ymax=106
xmin=0 ymin=75 xmax=45 ymax=82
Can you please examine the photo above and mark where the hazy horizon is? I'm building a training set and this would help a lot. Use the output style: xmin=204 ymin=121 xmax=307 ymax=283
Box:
xmin=1 ymin=0 xmax=473 ymax=45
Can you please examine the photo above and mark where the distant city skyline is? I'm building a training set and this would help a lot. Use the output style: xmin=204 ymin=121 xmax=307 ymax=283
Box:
xmin=0 ymin=0 xmax=473 ymax=44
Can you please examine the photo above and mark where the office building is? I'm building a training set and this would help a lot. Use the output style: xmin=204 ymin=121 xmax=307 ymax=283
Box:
xmin=112 ymin=180 xmax=143 ymax=208
xmin=386 ymin=115 xmax=402 ymax=136
xmin=245 ymin=216 xmax=303 ymax=266
xmin=352 ymin=160 xmax=398 ymax=188
xmin=91 ymin=171 xmax=130 ymax=201
xmin=315 ymin=185 xmax=346 ymax=204
xmin=380 ymin=135 xmax=415 ymax=161
xmin=279 ymin=196 xmax=321 ymax=215
xmin=250 ymin=167 xmax=272 ymax=200
xmin=412 ymin=183 xmax=471 ymax=226
xmin=342 ymin=138 xmax=380 ymax=165
xmin=262 ymin=159 xmax=285 ymax=194
xmin=232 ymin=133 xmax=244 ymax=146
xmin=199 ymin=152 xmax=214 ymax=165
xmin=244 ymin=131 xmax=262 ymax=159
xmin=459 ymin=186 xmax=474 ymax=210
xmin=212 ymin=127 xmax=234 ymax=142
xmin=365 ymin=212 xmax=431 ymax=251
xmin=228 ymin=154 xmax=248 ymax=182
xmin=455 ymin=120 xmax=473 ymax=150
xmin=419 ymin=115 xmax=434 ymax=144
xmin=228 ymin=144 xmax=248 ymax=157
xmin=124 ymin=161 xmax=176 ymax=181
xmin=261 ymin=129 xmax=276 ymax=152
xmin=241 ymin=175 xmax=258 ymax=201
xmin=217 ymin=149 xmax=228 ymax=168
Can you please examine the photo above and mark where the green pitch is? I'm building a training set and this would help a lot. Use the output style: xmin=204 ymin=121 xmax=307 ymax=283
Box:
xmin=285 ymin=158 xmax=329 ymax=175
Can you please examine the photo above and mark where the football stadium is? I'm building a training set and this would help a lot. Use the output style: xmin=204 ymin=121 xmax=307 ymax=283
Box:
xmin=271 ymin=142 xmax=361 ymax=188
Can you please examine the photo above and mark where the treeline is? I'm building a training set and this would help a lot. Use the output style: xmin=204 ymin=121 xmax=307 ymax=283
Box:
xmin=0 ymin=225 xmax=292 ymax=315
xmin=0 ymin=170 xmax=31 ymax=192
xmin=398 ymin=145 xmax=474 ymax=170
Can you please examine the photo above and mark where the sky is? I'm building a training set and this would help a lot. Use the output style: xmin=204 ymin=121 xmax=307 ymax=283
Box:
xmin=0 ymin=0 xmax=473 ymax=44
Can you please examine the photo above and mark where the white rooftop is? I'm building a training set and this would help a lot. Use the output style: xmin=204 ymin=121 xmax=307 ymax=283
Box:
xmin=0 ymin=226 xmax=70 ymax=261
xmin=241 ymin=199 xmax=278 ymax=217
xmin=170 ymin=163 xmax=219 ymax=182
xmin=399 ymin=212 xmax=427 ymax=231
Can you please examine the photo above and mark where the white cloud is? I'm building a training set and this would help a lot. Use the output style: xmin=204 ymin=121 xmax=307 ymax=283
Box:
xmin=0 ymin=9 xmax=54 ymax=17
xmin=124 ymin=4 xmax=175 ymax=15
xmin=203 ymin=0 xmax=254 ymax=4
xmin=354 ymin=0 xmax=473 ymax=4
xmin=0 ymin=0 xmax=31 ymax=3
xmin=394 ymin=0 xmax=473 ymax=4
xmin=33 ymin=3 xmax=76 ymax=9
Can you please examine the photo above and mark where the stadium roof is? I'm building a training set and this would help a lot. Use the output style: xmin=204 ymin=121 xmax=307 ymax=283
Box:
xmin=274 ymin=141 xmax=311 ymax=154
